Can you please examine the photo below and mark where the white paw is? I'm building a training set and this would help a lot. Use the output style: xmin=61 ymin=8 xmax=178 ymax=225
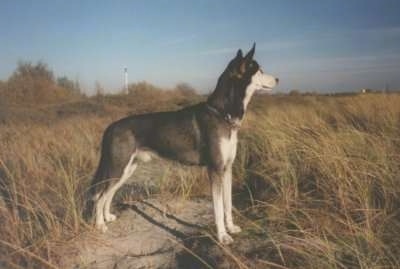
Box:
xmin=96 ymin=222 xmax=108 ymax=233
xmin=227 ymin=224 xmax=242 ymax=234
xmin=218 ymin=233 xmax=234 ymax=245
xmin=105 ymin=213 xmax=117 ymax=222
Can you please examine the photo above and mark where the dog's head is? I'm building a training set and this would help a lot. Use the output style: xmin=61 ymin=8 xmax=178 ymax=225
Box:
xmin=208 ymin=43 xmax=279 ymax=121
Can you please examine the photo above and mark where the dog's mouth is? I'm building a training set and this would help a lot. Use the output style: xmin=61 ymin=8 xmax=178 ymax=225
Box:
xmin=259 ymin=85 xmax=274 ymax=91
xmin=252 ymin=70 xmax=279 ymax=92
xmin=254 ymin=83 xmax=277 ymax=92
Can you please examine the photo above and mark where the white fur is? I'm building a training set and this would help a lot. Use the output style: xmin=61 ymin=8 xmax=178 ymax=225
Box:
xmin=95 ymin=192 xmax=108 ymax=232
xmin=243 ymin=70 xmax=278 ymax=109
xmin=219 ymin=130 xmax=238 ymax=166
xmin=212 ymin=178 xmax=232 ymax=244
xmin=95 ymin=152 xmax=137 ymax=231
xmin=223 ymin=166 xmax=241 ymax=234
xmin=214 ymin=130 xmax=239 ymax=244
xmin=136 ymin=150 xmax=152 ymax=162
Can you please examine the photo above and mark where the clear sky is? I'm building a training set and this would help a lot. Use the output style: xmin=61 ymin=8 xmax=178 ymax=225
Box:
xmin=1 ymin=0 xmax=400 ymax=94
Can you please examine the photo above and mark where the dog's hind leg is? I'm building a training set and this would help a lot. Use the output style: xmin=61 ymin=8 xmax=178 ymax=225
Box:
xmin=92 ymin=127 xmax=137 ymax=232
xmin=94 ymin=190 xmax=108 ymax=232
xmin=103 ymin=152 xmax=137 ymax=222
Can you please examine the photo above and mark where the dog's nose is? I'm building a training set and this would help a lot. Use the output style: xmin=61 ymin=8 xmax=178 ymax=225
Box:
xmin=275 ymin=78 xmax=279 ymax=84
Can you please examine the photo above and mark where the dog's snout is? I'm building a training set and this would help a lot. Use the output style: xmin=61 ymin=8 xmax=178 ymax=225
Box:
xmin=275 ymin=78 xmax=279 ymax=84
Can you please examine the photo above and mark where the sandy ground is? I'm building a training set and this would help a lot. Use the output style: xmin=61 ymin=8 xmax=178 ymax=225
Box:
xmin=61 ymin=198 xmax=215 ymax=268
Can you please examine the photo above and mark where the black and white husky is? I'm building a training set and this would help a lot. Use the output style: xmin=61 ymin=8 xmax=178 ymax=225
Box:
xmin=86 ymin=44 xmax=278 ymax=244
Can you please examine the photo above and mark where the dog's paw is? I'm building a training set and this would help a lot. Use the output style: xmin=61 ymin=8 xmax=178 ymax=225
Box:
xmin=227 ymin=224 xmax=242 ymax=234
xmin=96 ymin=222 xmax=108 ymax=233
xmin=219 ymin=233 xmax=234 ymax=245
xmin=105 ymin=213 xmax=117 ymax=222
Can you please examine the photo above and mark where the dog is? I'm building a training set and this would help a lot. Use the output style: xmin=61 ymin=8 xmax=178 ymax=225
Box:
xmin=86 ymin=44 xmax=278 ymax=244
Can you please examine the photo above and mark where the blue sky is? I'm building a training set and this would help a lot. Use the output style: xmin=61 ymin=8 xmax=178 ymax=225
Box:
xmin=1 ymin=0 xmax=400 ymax=94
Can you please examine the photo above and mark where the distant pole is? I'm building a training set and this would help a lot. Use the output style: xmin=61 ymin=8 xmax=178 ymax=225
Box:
xmin=124 ymin=67 xmax=128 ymax=94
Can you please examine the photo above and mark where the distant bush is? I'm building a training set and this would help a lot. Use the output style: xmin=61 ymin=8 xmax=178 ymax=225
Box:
xmin=128 ymin=81 xmax=198 ymax=99
xmin=127 ymin=81 xmax=163 ymax=96
xmin=57 ymin=76 xmax=81 ymax=95
xmin=289 ymin=89 xmax=301 ymax=96
xmin=174 ymin=82 xmax=197 ymax=97
xmin=1 ymin=61 xmax=79 ymax=105
xmin=0 ymin=80 xmax=5 ymax=100
xmin=119 ymin=81 xmax=201 ymax=112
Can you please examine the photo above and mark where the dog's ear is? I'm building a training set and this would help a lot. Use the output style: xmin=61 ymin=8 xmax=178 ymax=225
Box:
xmin=236 ymin=49 xmax=243 ymax=59
xmin=237 ymin=44 xmax=255 ymax=74
xmin=244 ymin=43 xmax=256 ymax=61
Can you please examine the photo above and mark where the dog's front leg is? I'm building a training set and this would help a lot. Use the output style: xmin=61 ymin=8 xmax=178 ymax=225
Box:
xmin=223 ymin=165 xmax=242 ymax=234
xmin=209 ymin=168 xmax=234 ymax=245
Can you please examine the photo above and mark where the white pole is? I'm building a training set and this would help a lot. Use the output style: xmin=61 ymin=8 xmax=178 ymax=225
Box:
xmin=124 ymin=67 xmax=128 ymax=94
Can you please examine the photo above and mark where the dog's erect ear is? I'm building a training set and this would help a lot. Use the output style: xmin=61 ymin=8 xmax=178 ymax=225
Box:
xmin=237 ymin=44 xmax=256 ymax=74
xmin=236 ymin=49 xmax=243 ymax=59
xmin=244 ymin=43 xmax=256 ymax=61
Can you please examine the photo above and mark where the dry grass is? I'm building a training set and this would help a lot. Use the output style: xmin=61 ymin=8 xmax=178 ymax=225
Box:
xmin=234 ymin=94 xmax=400 ymax=268
xmin=0 ymin=93 xmax=400 ymax=268
xmin=0 ymin=116 xmax=106 ymax=267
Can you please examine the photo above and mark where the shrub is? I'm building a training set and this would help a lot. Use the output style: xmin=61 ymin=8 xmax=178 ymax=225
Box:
xmin=1 ymin=61 xmax=77 ymax=105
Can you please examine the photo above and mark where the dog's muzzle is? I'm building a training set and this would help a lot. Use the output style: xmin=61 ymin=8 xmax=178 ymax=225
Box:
xmin=253 ymin=70 xmax=279 ymax=91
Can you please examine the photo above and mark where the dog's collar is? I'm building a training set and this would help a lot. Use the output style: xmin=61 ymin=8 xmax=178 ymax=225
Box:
xmin=205 ymin=104 xmax=241 ymax=129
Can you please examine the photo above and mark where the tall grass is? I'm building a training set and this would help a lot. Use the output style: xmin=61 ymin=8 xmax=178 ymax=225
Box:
xmin=0 ymin=116 xmax=107 ymax=267
xmin=234 ymin=94 xmax=400 ymax=268
xmin=0 ymin=93 xmax=399 ymax=268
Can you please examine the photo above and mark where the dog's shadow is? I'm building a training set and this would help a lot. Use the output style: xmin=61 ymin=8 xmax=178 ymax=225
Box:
xmin=118 ymin=200 xmax=206 ymax=239
xmin=117 ymin=201 xmax=229 ymax=268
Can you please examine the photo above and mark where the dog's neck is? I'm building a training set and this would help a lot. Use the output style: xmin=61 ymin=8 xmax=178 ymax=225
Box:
xmin=207 ymin=75 xmax=241 ymax=128
xmin=206 ymin=71 xmax=253 ymax=128
xmin=205 ymin=103 xmax=241 ymax=128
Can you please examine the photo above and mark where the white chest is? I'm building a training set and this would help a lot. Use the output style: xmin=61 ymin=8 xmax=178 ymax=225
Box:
xmin=219 ymin=130 xmax=238 ymax=166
